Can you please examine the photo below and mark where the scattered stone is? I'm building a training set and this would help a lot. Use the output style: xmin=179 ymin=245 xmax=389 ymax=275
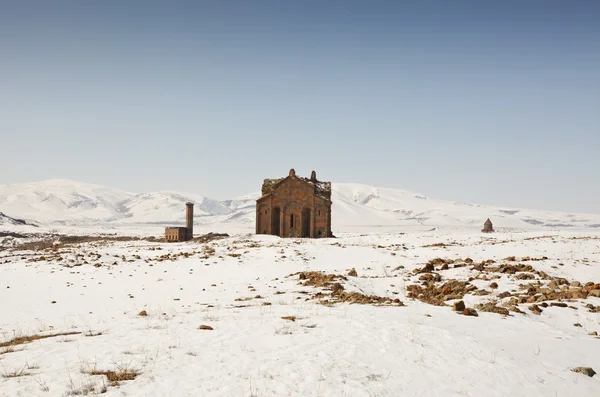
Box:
xmin=572 ymin=367 xmax=596 ymax=377
xmin=475 ymin=302 xmax=510 ymax=316
xmin=51 ymin=301 xmax=56 ymax=304
xmin=529 ymin=304 xmax=543 ymax=315
xmin=574 ymin=323 xmax=582 ymax=327
xmin=489 ymin=282 xmax=499 ymax=289
xmin=550 ymin=302 xmax=568 ymax=308
xmin=330 ymin=283 xmax=344 ymax=294
xmin=347 ymin=268 xmax=358 ymax=277
xmin=198 ymin=325 xmax=213 ymax=331
xmin=281 ymin=316 xmax=296 ymax=322
xmin=462 ymin=308 xmax=478 ymax=317
xmin=589 ymin=331 xmax=598 ymax=336
xmin=453 ymin=300 xmax=466 ymax=312
xmin=138 ymin=310 xmax=148 ymax=317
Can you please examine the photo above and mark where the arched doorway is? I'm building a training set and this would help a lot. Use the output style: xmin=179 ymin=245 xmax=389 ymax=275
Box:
xmin=272 ymin=207 xmax=281 ymax=236
xmin=301 ymin=208 xmax=311 ymax=238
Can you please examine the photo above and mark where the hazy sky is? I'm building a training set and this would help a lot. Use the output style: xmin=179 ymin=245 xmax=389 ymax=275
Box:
xmin=1 ymin=1 xmax=599 ymax=213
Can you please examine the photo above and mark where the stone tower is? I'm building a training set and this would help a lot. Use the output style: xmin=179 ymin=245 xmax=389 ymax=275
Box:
xmin=185 ymin=202 xmax=194 ymax=241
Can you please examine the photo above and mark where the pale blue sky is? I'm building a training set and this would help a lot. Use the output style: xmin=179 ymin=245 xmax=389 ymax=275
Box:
xmin=1 ymin=1 xmax=599 ymax=212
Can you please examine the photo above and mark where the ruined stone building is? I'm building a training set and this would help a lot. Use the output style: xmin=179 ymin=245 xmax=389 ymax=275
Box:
xmin=256 ymin=169 xmax=332 ymax=238
xmin=482 ymin=218 xmax=494 ymax=233
xmin=165 ymin=202 xmax=194 ymax=242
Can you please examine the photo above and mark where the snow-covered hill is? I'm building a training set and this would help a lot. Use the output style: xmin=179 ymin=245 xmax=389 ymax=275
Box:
xmin=0 ymin=212 xmax=37 ymax=227
xmin=1 ymin=179 xmax=600 ymax=231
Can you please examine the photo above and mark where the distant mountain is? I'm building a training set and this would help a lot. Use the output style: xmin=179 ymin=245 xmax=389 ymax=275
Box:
xmin=0 ymin=212 xmax=37 ymax=227
xmin=1 ymin=179 xmax=600 ymax=231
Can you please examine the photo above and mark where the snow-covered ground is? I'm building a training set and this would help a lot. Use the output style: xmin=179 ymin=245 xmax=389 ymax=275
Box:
xmin=1 ymin=228 xmax=599 ymax=396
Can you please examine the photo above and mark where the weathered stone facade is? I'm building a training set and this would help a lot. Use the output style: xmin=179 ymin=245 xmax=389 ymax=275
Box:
xmin=164 ymin=202 xmax=194 ymax=242
xmin=165 ymin=227 xmax=187 ymax=242
xmin=482 ymin=218 xmax=494 ymax=233
xmin=256 ymin=169 xmax=332 ymax=238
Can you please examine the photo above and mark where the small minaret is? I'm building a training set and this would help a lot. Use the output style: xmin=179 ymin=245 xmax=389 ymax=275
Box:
xmin=310 ymin=170 xmax=317 ymax=181
xmin=482 ymin=218 xmax=494 ymax=233
xmin=185 ymin=202 xmax=194 ymax=241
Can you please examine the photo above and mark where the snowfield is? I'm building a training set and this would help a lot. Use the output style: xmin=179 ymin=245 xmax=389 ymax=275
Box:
xmin=2 ymin=179 xmax=600 ymax=231
xmin=1 ymin=229 xmax=600 ymax=396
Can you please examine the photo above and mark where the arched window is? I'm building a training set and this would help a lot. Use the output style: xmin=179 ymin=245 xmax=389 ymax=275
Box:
xmin=290 ymin=214 xmax=295 ymax=228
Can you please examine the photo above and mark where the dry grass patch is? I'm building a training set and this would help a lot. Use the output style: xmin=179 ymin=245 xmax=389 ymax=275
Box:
xmin=86 ymin=368 xmax=138 ymax=386
xmin=0 ymin=331 xmax=81 ymax=348
xmin=3 ymin=366 xmax=31 ymax=378
xmin=294 ymin=271 xmax=347 ymax=288
xmin=407 ymin=280 xmax=477 ymax=306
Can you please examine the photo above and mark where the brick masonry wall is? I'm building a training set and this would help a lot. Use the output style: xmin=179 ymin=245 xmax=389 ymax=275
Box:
xmin=256 ymin=177 xmax=331 ymax=238
xmin=165 ymin=227 xmax=187 ymax=242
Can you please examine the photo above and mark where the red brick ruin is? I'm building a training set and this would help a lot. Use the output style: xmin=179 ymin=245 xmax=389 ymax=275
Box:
xmin=256 ymin=169 xmax=332 ymax=238
xmin=165 ymin=202 xmax=194 ymax=242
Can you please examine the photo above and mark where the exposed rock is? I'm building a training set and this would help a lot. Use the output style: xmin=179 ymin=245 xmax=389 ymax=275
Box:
xmin=489 ymin=282 xmax=499 ymax=289
xmin=347 ymin=268 xmax=358 ymax=277
xmin=330 ymin=283 xmax=344 ymax=294
xmin=198 ymin=325 xmax=214 ymax=330
xmin=462 ymin=308 xmax=479 ymax=317
xmin=550 ymin=302 xmax=568 ymax=308
xmin=572 ymin=367 xmax=596 ymax=377
xmin=453 ymin=300 xmax=466 ymax=312
xmin=475 ymin=302 xmax=510 ymax=316
xmin=529 ymin=304 xmax=543 ymax=315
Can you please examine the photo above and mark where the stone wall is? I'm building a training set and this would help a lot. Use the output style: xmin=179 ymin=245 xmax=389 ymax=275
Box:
xmin=256 ymin=171 xmax=332 ymax=238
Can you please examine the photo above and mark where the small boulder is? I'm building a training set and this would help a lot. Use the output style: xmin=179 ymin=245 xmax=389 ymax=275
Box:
xmin=198 ymin=325 xmax=214 ymax=330
xmin=550 ymin=302 xmax=568 ymax=308
xmin=489 ymin=282 xmax=499 ymax=289
xmin=453 ymin=300 xmax=466 ymax=312
xmin=347 ymin=268 xmax=358 ymax=277
xmin=529 ymin=304 xmax=543 ymax=315
xmin=572 ymin=367 xmax=596 ymax=377
xmin=462 ymin=308 xmax=478 ymax=317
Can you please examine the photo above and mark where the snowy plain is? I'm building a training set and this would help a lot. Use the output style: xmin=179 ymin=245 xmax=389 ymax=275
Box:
xmin=1 ymin=180 xmax=600 ymax=396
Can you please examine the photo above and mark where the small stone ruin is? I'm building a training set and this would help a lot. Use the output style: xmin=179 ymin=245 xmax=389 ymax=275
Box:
xmin=482 ymin=218 xmax=494 ymax=233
